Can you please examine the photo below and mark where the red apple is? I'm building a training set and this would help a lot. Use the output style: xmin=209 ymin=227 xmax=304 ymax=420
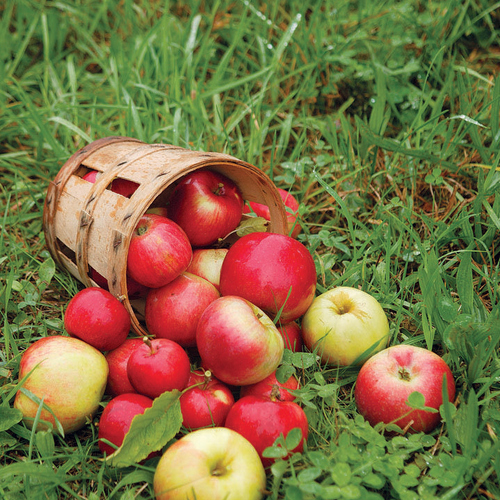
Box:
xmin=186 ymin=248 xmax=228 ymax=291
xmin=127 ymin=337 xmax=191 ymax=399
xmin=14 ymin=336 xmax=108 ymax=434
xmin=127 ymin=213 xmax=192 ymax=289
xmin=225 ymin=395 xmax=308 ymax=468
xmin=145 ymin=272 xmax=220 ymax=347
xmin=105 ymin=338 xmax=145 ymax=396
xmin=240 ymin=371 xmax=300 ymax=402
xmin=354 ymin=344 xmax=456 ymax=433
xmin=82 ymin=170 xmax=139 ymax=198
xmin=167 ymin=169 xmax=244 ymax=247
xmin=98 ymin=393 xmax=154 ymax=456
xmin=196 ymin=295 xmax=284 ymax=386
xmin=244 ymin=188 xmax=301 ymax=238
xmin=219 ymin=232 xmax=317 ymax=323
xmin=179 ymin=369 xmax=235 ymax=430
xmin=153 ymin=427 xmax=267 ymax=500
xmin=64 ymin=287 xmax=131 ymax=352
xmin=277 ymin=321 xmax=303 ymax=352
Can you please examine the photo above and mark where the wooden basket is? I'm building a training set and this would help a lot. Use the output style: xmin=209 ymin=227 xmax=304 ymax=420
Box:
xmin=42 ymin=136 xmax=288 ymax=337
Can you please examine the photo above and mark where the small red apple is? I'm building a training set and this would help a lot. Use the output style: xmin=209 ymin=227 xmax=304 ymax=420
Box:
xmin=127 ymin=337 xmax=191 ymax=399
xmin=277 ymin=321 xmax=303 ymax=352
xmin=98 ymin=393 xmax=154 ymax=456
xmin=354 ymin=344 xmax=456 ymax=433
xmin=186 ymin=248 xmax=228 ymax=291
xmin=145 ymin=272 xmax=220 ymax=347
xmin=105 ymin=338 xmax=145 ymax=396
xmin=64 ymin=287 xmax=131 ymax=352
xmin=167 ymin=169 xmax=244 ymax=247
xmin=196 ymin=296 xmax=284 ymax=386
xmin=244 ymin=188 xmax=301 ymax=238
xmin=225 ymin=395 xmax=309 ymax=468
xmin=240 ymin=371 xmax=300 ymax=402
xmin=219 ymin=232 xmax=317 ymax=323
xmin=179 ymin=369 xmax=235 ymax=430
xmin=127 ymin=213 xmax=192 ymax=289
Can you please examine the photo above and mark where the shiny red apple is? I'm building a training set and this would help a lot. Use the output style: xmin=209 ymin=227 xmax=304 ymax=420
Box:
xmin=225 ymin=395 xmax=309 ymax=468
xmin=219 ymin=232 xmax=317 ymax=323
xmin=145 ymin=272 xmax=220 ymax=347
xmin=196 ymin=295 xmax=284 ymax=386
xmin=127 ymin=337 xmax=191 ymax=399
xmin=105 ymin=338 xmax=144 ymax=396
xmin=167 ymin=169 xmax=244 ymax=247
xmin=64 ymin=287 xmax=131 ymax=352
xmin=354 ymin=344 xmax=456 ymax=433
xmin=277 ymin=321 xmax=303 ymax=352
xmin=127 ymin=213 xmax=192 ymax=289
xmin=244 ymin=188 xmax=301 ymax=238
xmin=98 ymin=393 xmax=154 ymax=456
xmin=179 ymin=369 xmax=235 ymax=430
xmin=240 ymin=370 xmax=300 ymax=402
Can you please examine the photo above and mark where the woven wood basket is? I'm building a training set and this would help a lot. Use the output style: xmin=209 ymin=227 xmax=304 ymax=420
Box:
xmin=42 ymin=136 xmax=288 ymax=337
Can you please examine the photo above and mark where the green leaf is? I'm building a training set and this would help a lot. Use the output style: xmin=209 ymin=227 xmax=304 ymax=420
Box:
xmin=405 ymin=391 xmax=438 ymax=413
xmin=0 ymin=406 xmax=23 ymax=432
xmin=285 ymin=427 xmax=304 ymax=450
xmin=291 ymin=352 xmax=317 ymax=369
xmin=236 ymin=217 xmax=269 ymax=237
xmin=331 ymin=462 xmax=352 ymax=488
xmin=456 ymin=252 xmax=473 ymax=315
xmin=105 ymin=390 xmax=183 ymax=468
xmin=38 ymin=257 xmax=55 ymax=285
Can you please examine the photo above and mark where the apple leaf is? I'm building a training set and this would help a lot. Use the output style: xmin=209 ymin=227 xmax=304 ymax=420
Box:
xmin=105 ymin=390 xmax=182 ymax=468
xmin=0 ymin=407 xmax=23 ymax=432
xmin=235 ymin=217 xmax=269 ymax=236
xmin=405 ymin=391 xmax=439 ymax=413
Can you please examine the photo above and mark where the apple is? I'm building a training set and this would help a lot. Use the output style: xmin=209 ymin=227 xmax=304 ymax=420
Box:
xmin=196 ymin=295 xmax=284 ymax=386
xmin=354 ymin=344 xmax=456 ymax=433
xmin=179 ymin=369 xmax=235 ymax=430
xmin=277 ymin=321 xmax=303 ymax=352
xmin=127 ymin=337 xmax=191 ymax=399
xmin=186 ymin=248 xmax=228 ymax=291
xmin=127 ymin=213 xmax=192 ymax=289
xmin=64 ymin=287 xmax=131 ymax=352
xmin=244 ymin=187 xmax=301 ymax=238
xmin=83 ymin=170 xmax=139 ymax=198
xmin=302 ymin=286 xmax=390 ymax=366
xmin=240 ymin=370 xmax=300 ymax=402
xmin=153 ymin=427 xmax=267 ymax=500
xmin=145 ymin=272 xmax=220 ymax=347
xmin=167 ymin=169 xmax=244 ymax=247
xmin=98 ymin=393 xmax=154 ymax=456
xmin=105 ymin=338 xmax=145 ymax=396
xmin=14 ymin=335 xmax=108 ymax=434
xmin=219 ymin=232 xmax=317 ymax=323
xmin=225 ymin=395 xmax=309 ymax=468
xmin=89 ymin=266 xmax=149 ymax=300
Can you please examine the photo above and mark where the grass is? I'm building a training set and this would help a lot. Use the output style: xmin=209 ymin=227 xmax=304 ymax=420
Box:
xmin=1 ymin=0 xmax=500 ymax=498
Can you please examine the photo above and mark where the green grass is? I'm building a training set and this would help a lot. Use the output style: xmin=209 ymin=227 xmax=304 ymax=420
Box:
xmin=1 ymin=0 xmax=500 ymax=498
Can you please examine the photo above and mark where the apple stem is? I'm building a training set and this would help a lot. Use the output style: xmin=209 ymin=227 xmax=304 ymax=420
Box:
xmin=398 ymin=367 xmax=411 ymax=382
xmin=142 ymin=336 xmax=155 ymax=354
xmin=214 ymin=182 xmax=224 ymax=196
xmin=203 ymin=370 xmax=212 ymax=390
xmin=270 ymin=384 xmax=282 ymax=402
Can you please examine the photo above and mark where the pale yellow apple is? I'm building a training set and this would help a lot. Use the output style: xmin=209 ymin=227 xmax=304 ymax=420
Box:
xmin=302 ymin=286 xmax=390 ymax=366
xmin=153 ymin=427 xmax=267 ymax=500
xmin=14 ymin=335 xmax=108 ymax=434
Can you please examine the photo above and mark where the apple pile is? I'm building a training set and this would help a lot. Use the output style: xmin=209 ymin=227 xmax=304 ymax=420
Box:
xmin=14 ymin=166 xmax=457 ymax=500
